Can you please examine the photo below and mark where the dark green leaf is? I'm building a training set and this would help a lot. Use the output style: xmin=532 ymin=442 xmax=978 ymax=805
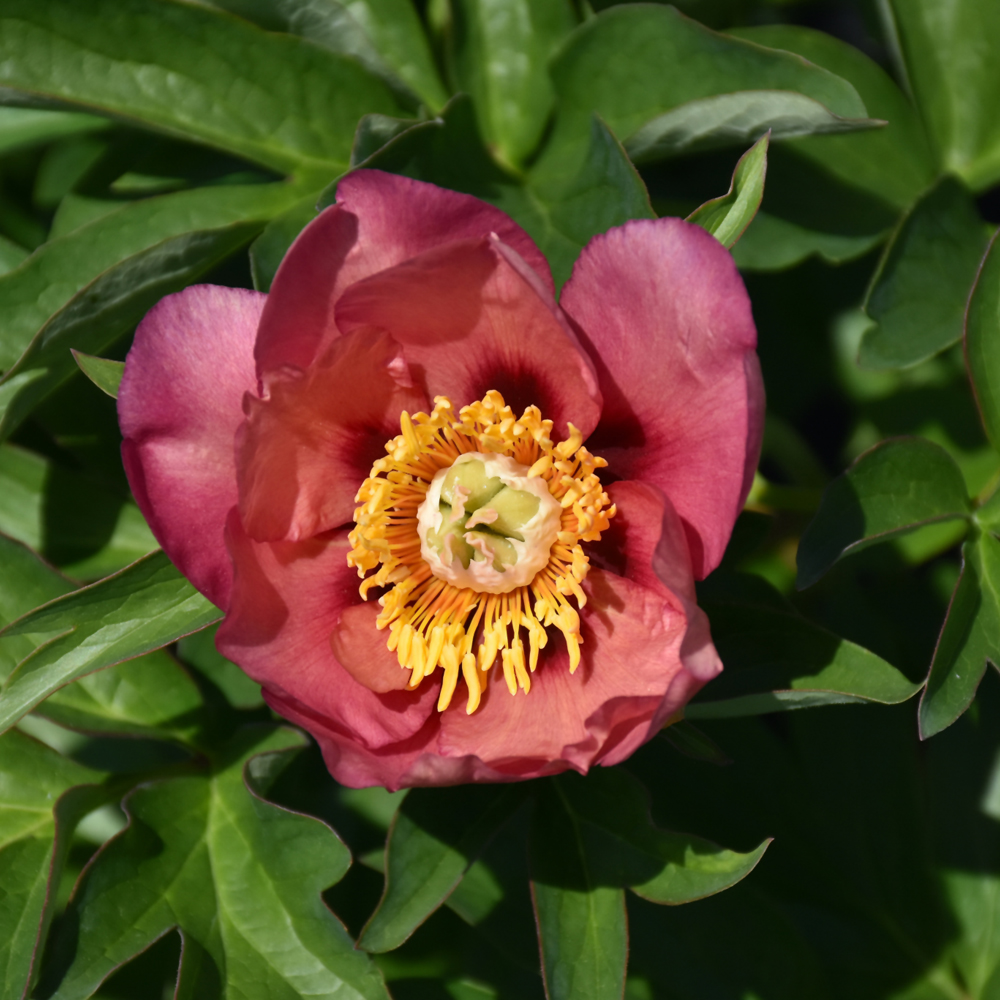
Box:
xmin=0 ymin=106 xmax=110 ymax=157
xmin=0 ymin=443 xmax=158 ymax=580
xmin=44 ymin=727 xmax=392 ymax=1000
xmin=70 ymin=351 xmax=123 ymax=399
xmin=0 ymin=182 xmax=304 ymax=438
xmin=661 ymin=720 xmax=732 ymax=766
xmin=359 ymin=784 xmax=526 ymax=953
xmin=919 ymin=532 xmax=1000 ymax=738
xmin=0 ymin=729 xmax=105 ymax=1000
xmin=687 ymin=133 xmax=768 ymax=248
xmin=860 ymin=176 xmax=990 ymax=370
xmin=0 ymin=0 xmax=407 ymax=177
xmin=691 ymin=574 xmax=922 ymax=718
xmin=0 ymin=550 xmax=220 ymax=735
xmin=797 ymin=437 xmax=970 ymax=589
xmin=730 ymin=24 xmax=936 ymax=209
xmin=176 ymin=623 xmax=265 ymax=710
xmin=0 ymin=235 xmax=28 ymax=276
xmin=530 ymin=783 xmax=627 ymax=1000
xmin=624 ymin=91 xmax=880 ymax=164
xmin=966 ymin=229 xmax=1000 ymax=455
xmin=886 ymin=0 xmax=1000 ymax=189
xmin=547 ymin=4 xmax=871 ymax=169
xmin=449 ymin=0 xmax=577 ymax=168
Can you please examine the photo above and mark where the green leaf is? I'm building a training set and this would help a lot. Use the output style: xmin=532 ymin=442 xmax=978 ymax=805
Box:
xmin=0 ymin=182 xmax=303 ymax=438
xmin=0 ymin=0 xmax=408 ymax=178
xmin=796 ymin=437 xmax=971 ymax=589
xmin=966 ymin=229 xmax=1000 ymax=456
xmin=449 ymin=0 xmax=577 ymax=168
xmin=690 ymin=573 xmax=922 ymax=718
xmin=0 ymin=444 xmax=158 ymax=580
xmin=660 ymin=720 xmax=732 ymax=766
xmin=686 ymin=133 xmax=768 ymax=248
xmin=623 ymin=90 xmax=880 ymax=164
xmin=70 ymin=351 xmax=123 ymax=398
xmin=0 ymin=235 xmax=29 ymax=276
xmin=729 ymin=24 xmax=936 ymax=210
xmin=176 ymin=623 xmax=265 ymax=710
xmin=546 ymin=4 xmax=872 ymax=169
xmin=860 ymin=176 xmax=990 ymax=370
xmin=0 ymin=550 xmax=221 ymax=735
xmin=0 ymin=729 xmax=105 ymax=1000
xmin=886 ymin=0 xmax=1000 ymax=189
xmin=530 ymin=784 xmax=627 ymax=1000
xmin=206 ymin=0 xmax=448 ymax=113
xmin=43 ymin=727 xmax=392 ymax=1000
xmin=0 ymin=107 xmax=110 ymax=157
xmin=919 ymin=532 xmax=1000 ymax=738
xmin=358 ymin=785 xmax=526 ymax=953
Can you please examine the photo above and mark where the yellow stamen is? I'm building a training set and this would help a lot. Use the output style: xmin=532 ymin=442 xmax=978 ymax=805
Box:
xmin=347 ymin=391 xmax=614 ymax=714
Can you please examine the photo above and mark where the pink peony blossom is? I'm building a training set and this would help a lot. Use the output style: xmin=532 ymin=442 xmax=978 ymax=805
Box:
xmin=118 ymin=170 xmax=763 ymax=789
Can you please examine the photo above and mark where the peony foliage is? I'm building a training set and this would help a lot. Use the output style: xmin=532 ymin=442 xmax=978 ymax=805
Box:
xmin=0 ymin=1 xmax=999 ymax=998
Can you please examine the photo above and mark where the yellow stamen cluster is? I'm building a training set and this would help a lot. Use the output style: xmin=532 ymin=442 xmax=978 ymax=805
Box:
xmin=347 ymin=390 xmax=615 ymax=714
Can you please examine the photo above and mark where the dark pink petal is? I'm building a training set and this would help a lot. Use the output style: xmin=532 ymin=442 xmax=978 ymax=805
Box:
xmin=237 ymin=329 xmax=427 ymax=542
xmin=118 ymin=285 xmax=262 ymax=609
xmin=560 ymin=218 xmax=764 ymax=579
xmin=255 ymin=170 xmax=554 ymax=378
xmin=216 ymin=513 xmax=439 ymax=749
xmin=335 ymin=237 xmax=602 ymax=440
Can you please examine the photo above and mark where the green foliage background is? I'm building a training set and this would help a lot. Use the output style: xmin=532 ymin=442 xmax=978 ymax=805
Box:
xmin=1 ymin=0 xmax=1000 ymax=997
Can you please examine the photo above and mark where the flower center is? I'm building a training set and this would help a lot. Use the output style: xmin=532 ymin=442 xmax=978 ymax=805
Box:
xmin=347 ymin=391 xmax=615 ymax=715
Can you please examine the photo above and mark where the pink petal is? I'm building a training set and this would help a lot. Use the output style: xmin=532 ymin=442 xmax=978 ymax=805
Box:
xmin=118 ymin=285 xmax=263 ymax=609
xmin=335 ymin=236 xmax=602 ymax=440
xmin=216 ymin=512 xmax=439 ymax=749
xmin=255 ymin=170 xmax=554 ymax=378
xmin=560 ymin=218 xmax=764 ymax=579
xmin=236 ymin=329 xmax=427 ymax=542
xmin=437 ymin=479 xmax=721 ymax=774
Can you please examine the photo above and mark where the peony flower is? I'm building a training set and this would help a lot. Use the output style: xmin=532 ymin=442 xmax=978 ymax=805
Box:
xmin=118 ymin=170 xmax=763 ymax=789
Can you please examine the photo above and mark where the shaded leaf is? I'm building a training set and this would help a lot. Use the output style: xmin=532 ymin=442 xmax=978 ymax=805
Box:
xmin=966 ymin=228 xmax=1000 ymax=455
xmin=43 ymin=727 xmax=392 ymax=1000
xmin=70 ymin=351 xmax=123 ymax=399
xmin=797 ymin=437 xmax=970 ymax=589
xmin=249 ymin=193 xmax=321 ymax=292
xmin=0 ymin=550 xmax=220 ymax=735
xmin=0 ymin=0 xmax=407 ymax=177
xmin=860 ymin=176 xmax=989 ymax=370
xmin=919 ymin=531 xmax=1000 ymax=738
xmin=730 ymin=24 xmax=936 ymax=210
xmin=0 ymin=444 xmax=158 ymax=581
xmin=546 ymin=4 xmax=871 ymax=171
xmin=449 ymin=0 xmax=577 ymax=168
xmin=176 ymin=623 xmax=265 ymax=710
xmin=0 ymin=729 xmax=105 ymax=1000
xmin=886 ymin=0 xmax=1000 ymax=189
xmin=690 ymin=573 xmax=921 ymax=718
xmin=359 ymin=784 xmax=527 ymax=953
xmin=0 ymin=106 xmax=110 ymax=157
xmin=687 ymin=133 xmax=768 ymax=248
xmin=661 ymin=720 xmax=732 ymax=766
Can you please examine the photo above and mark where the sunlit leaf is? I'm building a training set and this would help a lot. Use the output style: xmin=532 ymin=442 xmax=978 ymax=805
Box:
xmin=70 ymin=351 xmax=124 ymax=399
xmin=0 ymin=550 xmax=220 ymax=735
xmin=41 ymin=728 xmax=392 ymax=1000
xmin=0 ymin=0 xmax=407 ymax=177
xmin=860 ymin=176 xmax=990 ymax=370
xmin=965 ymin=229 xmax=1000 ymax=455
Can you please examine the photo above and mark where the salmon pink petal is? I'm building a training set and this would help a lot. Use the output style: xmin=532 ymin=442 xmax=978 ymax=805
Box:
xmin=560 ymin=218 xmax=764 ymax=579
xmin=437 ymin=479 xmax=720 ymax=776
xmin=236 ymin=329 xmax=427 ymax=542
xmin=335 ymin=237 xmax=602 ymax=440
xmin=255 ymin=170 xmax=553 ymax=378
xmin=216 ymin=512 xmax=439 ymax=748
xmin=118 ymin=285 xmax=262 ymax=609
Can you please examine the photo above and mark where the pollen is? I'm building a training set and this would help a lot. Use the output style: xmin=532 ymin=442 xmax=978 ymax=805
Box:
xmin=347 ymin=390 xmax=616 ymax=715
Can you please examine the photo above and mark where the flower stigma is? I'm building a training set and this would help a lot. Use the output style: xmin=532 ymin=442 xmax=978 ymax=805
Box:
xmin=347 ymin=391 xmax=615 ymax=715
